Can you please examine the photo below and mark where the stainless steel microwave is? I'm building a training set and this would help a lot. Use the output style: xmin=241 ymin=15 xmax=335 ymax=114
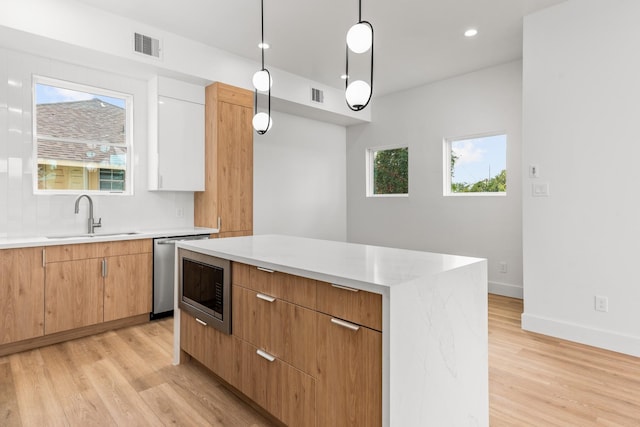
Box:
xmin=178 ymin=248 xmax=231 ymax=334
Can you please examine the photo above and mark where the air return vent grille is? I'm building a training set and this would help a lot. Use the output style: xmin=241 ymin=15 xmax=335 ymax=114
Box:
xmin=134 ymin=33 xmax=161 ymax=58
xmin=311 ymin=88 xmax=324 ymax=103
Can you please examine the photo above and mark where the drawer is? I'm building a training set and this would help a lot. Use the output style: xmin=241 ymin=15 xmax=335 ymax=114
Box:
xmin=45 ymin=239 xmax=152 ymax=262
xmin=232 ymin=262 xmax=316 ymax=310
xmin=180 ymin=311 xmax=241 ymax=387
xmin=232 ymin=285 xmax=316 ymax=375
xmin=316 ymin=281 xmax=382 ymax=332
xmin=239 ymin=340 xmax=315 ymax=427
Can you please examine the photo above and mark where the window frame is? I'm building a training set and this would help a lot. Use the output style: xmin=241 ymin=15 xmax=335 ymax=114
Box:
xmin=366 ymin=144 xmax=409 ymax=198
xmin=443 ymin=132 xmax=507 ymax=197
xmin=32 ymin=75 xmax=134 ymax=196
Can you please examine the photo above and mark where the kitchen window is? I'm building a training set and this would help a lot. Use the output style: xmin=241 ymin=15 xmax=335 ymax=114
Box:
xmin=444 ymin=133 xmax=507 ymax=196
xmin=33 ymin=76 xmax=133 ymax=194
xmin=366 ymin=145 xmax=408 ymax=197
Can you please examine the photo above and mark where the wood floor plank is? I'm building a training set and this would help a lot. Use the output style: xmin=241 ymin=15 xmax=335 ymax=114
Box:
xmin=38 ymin=344 xmax=115 ymax=426
xmin=140 ymin=382 xmax=212 ymax=426
xmin=0 ymin=361 xmax=21 ymax=427
xmin=9 ymin=349 xmax=68 ymax=426
xmin=82 ymin=358 xmax=164 ymax=426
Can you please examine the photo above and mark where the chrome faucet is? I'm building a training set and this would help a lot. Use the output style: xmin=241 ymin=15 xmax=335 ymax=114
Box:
xmin=74 ymin=194 xmax=102 ymax=234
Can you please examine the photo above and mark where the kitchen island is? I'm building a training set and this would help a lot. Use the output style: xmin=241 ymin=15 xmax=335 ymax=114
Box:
xmin=174 ymin=234 xmax=488 ymax=427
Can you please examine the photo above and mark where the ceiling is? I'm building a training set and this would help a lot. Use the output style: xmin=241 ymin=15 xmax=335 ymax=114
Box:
xmin=74 ymin=0 xmax=566 ymax=97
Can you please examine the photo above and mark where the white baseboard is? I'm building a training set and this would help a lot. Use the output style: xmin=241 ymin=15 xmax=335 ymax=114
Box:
xmin=488 ymin=281 xmax=522 ymax=299
xmin=521 ymin=313 xmax=640 ymax=357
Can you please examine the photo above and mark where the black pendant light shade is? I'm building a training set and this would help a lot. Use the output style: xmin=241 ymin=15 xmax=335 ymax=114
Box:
xmin=345 ymin=0 xmax=374 ymax=111
xmin=253 ymin=0 xmax=272 ymax=134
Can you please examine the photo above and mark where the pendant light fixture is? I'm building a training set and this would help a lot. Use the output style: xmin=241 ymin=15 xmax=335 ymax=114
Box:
xmin=253 ymin=0 xmax=272 ymax=134
xmin=345 ymin=0 xmax=374 ymax=111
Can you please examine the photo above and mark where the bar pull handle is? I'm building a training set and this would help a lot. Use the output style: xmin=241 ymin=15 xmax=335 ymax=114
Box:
xmin=101 ymin=258 xmax=107 ymax=278
xmin=256 ymin=293 xmax=276 ymax=303
xmin=195 ymin=318 xmax=207 ymax=326
xmin=331 ymin=318 xmax=360 ymax=332
xmin=257 ymin=267 xmax=275 ymax=274
xmin=217 ymin=216 xmax=221 ymax=230
xmin=331 ymin=283 xmax=359 ymax=293
xmin=42 ymin=248 xmax=46 ymax=268
xmin=256 ymin=349 xmax=276 ymax=362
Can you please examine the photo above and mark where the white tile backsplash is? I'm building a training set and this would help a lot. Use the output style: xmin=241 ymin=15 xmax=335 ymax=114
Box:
xmin=0 ymin=47 xmax=195 ymax=237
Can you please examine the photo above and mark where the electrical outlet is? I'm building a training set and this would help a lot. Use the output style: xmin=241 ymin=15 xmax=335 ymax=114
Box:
xmin=499 ymin=261 xmax=508 ymax=274
xmin=595 ymin=295 xmax=608 ymax=312
xmin=176 ymin=207 xmax=184 ymax=218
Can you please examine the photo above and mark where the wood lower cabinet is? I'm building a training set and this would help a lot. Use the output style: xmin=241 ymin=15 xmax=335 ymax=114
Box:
xmin=104 ymin=253 xmax=152 ymax=322
xmin=45 ymin=258 xmax=104 ymax=334
xmin=180 ymin=310 xmax=240 ymax=386
xmin=239 ymin=339 xmax=315 ymax=427
xmin=45 ymin=240 xmax=152 ymax=334
xmin=233 ymin=285 xmax=317 ymax=374
xmin=181 ymin=261 xmax=383 ymax=427
xmin=0 ymin=247 xmax=45 ymax=345
xmin=316 ymin=312 xmax=382 ymax=427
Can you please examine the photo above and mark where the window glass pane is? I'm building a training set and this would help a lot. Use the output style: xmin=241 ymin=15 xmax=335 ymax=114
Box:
xmin=449 ymin=134 xmax=506 ymax=194
xmin=34 ymin=79 xmax=130 ymax=193
xmin=370 ymin=147 xmax=408 ymax=196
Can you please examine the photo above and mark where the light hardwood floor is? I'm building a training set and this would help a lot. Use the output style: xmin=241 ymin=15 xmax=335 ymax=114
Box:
xmin=1 ymin=295 xmax=639 ymax=426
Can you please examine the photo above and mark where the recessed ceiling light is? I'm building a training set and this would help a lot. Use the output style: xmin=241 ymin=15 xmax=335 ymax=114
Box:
xmin=258 ymin=42 xmax=270 ymax=49
xmin=464 ymin=28 xmax=478 ymax=38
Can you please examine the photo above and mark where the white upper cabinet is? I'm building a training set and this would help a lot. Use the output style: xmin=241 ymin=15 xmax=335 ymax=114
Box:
xmin=148 ymin=76 xmax=205 ymax=191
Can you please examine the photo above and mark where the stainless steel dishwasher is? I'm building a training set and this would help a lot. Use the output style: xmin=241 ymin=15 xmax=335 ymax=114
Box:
xmin=152 ymin=234 xmax=210 ymax=319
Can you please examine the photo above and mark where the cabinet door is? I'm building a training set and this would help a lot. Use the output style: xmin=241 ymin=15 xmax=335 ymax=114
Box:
xmin=217 ymin=101 xmax=253 ymax=234
xmin=316 ymin=312 xmax=382 ymax=427
xmin=0 ymin=247 xmax=45 ymax=344
xmin=45 ymin=259 xmax=103 ymax=334
xmin=104 ymin=253 xmax=152 ymax=322
xmin=157 ymin=96 xmax=205 ymax=191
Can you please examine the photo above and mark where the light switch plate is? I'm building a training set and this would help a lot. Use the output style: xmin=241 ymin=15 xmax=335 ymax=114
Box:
xmin=532 ymin=183 xmax=549 ymax=197
xmin=529 ymin=164 xmax=539 ymax=178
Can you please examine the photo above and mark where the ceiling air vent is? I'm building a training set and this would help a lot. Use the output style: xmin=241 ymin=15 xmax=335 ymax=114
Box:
xmin=311 ymin=87 xmax=324 ymax=104
xmin=134 ymin=32 xmax=161 ymax=58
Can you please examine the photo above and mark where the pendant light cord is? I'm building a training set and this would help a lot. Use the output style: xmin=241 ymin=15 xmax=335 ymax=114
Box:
xmin=260 ymin=0 xmax=265 ymax=70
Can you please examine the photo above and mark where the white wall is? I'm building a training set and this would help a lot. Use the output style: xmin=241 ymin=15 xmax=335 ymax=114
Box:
xmin=522 ymin=0 xmax=640 ymax=356
xmin=254 ymin=111 xmax=347 ymax=241
xmin=346 ymin=61 xmax=523 ymax=296
xmin=0 ymin=0 xmax=367 ymax=125
xmin=0 ymin=47 xmax=194 ymax=237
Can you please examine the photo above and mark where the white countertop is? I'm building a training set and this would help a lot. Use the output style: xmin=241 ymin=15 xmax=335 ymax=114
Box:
xmin=0 ymin=227 xmax=218 ymax=249
xmin=177 ymin=234 xmax=484 ymax=294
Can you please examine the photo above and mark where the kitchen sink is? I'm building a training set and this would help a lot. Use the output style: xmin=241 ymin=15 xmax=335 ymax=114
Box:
xmin=46 ymin=232 xmax=140 ymax=239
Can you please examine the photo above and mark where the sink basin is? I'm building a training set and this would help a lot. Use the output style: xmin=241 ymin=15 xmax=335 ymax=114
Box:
xmin=46 ymin=232 xmax=140 ymax=239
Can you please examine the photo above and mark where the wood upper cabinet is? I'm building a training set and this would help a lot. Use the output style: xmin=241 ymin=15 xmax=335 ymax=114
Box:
xmin=0 ymin=247 xmax=45 ymax=344
xmin=194 ymin=82 xmax=253 ymax=236
xmin=316 ymin=312 xmax=382 ymax=427
xmin=45 ymin=240 xmax=152 ymax=334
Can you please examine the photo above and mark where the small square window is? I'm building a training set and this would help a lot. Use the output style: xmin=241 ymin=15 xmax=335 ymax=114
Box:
xmin=444 ymin=134 xmax=507 ymax=196
xmin=367 ymin=146 xmax=408 ymax=197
